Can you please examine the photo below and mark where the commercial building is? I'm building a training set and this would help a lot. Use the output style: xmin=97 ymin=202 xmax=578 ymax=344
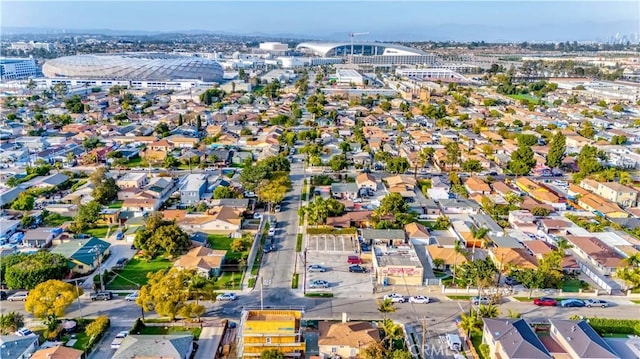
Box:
xmin=0 ymin=57 xmax=37 ymax=81
xmin=259 ymin=42 xmax=289 ymax=52
xmin=335 ymin=69 xmax=364 ymax=85
xmin=34 ymin=77 xmax=215 ymax=90
xmin=237 ymin=310 xmax=305 ymax=358
xmin=372 ymin=245 xmax=424 ymax=286
xmin=11 ymin=41 xmax=54 ymax=52
xmin=395 ymin=68 xmax=470 ymax=81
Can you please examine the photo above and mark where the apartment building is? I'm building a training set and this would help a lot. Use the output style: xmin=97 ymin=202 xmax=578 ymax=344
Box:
xmin=179 ymin=174 xmax=207 ymax=205
xmin=237 ymin=310 xmax=305 ymax=358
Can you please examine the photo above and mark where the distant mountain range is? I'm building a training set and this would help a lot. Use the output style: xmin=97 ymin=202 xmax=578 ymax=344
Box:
xmin=2 ymin=20 xmax=638 ymax=43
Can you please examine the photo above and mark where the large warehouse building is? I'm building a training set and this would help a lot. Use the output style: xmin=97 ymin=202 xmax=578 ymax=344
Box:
xmin=295 ymin=42 xmax=436 ymax=65
xmin=42 ymin=53 xmax=223 ymax=82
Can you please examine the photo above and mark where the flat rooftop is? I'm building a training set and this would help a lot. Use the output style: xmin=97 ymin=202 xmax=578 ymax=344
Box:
xmin=374 ymin=246 xmax=423 ymax=267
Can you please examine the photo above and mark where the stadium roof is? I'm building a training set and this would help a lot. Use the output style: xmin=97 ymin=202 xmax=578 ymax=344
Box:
xmin=42 ymin=53 xmax=223 ymax=82
xmin=296 ymin=42 xmax=428 ymax=57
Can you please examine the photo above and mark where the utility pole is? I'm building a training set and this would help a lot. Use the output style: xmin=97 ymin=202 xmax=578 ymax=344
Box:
xmin=75 ymin=279 xmax=84 ymax=319
xmin=303 ymin=249 xmax=307 ymax=295
xmin=421 ymin=317 xmax=427 ymax=359
xmin=92 ymin=245 xmax=105 ymax=291
xmin=260 ymin=276 xmax=264 ymax=310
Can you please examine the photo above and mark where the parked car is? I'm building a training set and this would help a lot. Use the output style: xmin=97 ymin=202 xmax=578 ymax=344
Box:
xmin=584 ymin=299 xmax=608 ymax=308
xmin=7 ymin=291 xmax=28 ymax=301
xmin=347 ymin=256 xmax=362 ymax=264
xmin=114 ymin=257 xmax=128 ymax=269
xmin=384 ymin=293 xmax=407 ymax=303
xmin=263 ymin=244 xmax=274 ymax=253
xmin=125 ymin=291 xmax=139 ymax=302
xmin=470 ymin=296 xmax=491 ymax=305
xmin=216 ymin=293 xmax=238 ymax=301
xmin=253 ymin=212 xmax=262 ymax=219
xmin=560 ymin=299 xmax=585 ymax=307
xmin=274 ymin=204 xmax=281 ymax=212
xmin=504 ymin=277 xmax=519 ymax=286
xmin=309 ymin=280 xmax=330 ymax=289
xmin=0 ymin=291 xmax=6 ymax=300
xmin=533 ymin=297 xmax=558 ymax=306
xmin=308 ymin=264 xmax=327 ymax=272
xmin=348 ymin=265 xmax=367 ymax=273
xmin=409 ymin=295 xmax=431 ymax=304
xmin=268 ymin=227 xmax=276 ymax=236
xmin=15 ymin=328 xmax=35 ymax=336
xmin=111 ymin=331 xmax=129 ymax=349
xmin=90 ymin=291 xmax=113 ymax=301
xmin=115 ymin=231 xmax=124 ymax=240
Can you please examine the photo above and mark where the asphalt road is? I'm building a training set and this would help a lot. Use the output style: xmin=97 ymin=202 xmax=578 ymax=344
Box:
xmin=256 ymin=160 xmax=306 ymax=305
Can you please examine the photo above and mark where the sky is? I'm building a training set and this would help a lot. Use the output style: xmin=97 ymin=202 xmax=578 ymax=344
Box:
xmin=2 ymin=1 xmax=639 ymax=42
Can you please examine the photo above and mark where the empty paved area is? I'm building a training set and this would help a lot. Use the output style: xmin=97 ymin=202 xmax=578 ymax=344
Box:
xmin=305 ymin=248 xmax=373 ymax=297
xmin=307 ymin=234 xmax=357 ymax=252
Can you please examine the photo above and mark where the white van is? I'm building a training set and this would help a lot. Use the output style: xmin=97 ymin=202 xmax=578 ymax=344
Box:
xmin=446 ymin=333 xmax=462 ymax=352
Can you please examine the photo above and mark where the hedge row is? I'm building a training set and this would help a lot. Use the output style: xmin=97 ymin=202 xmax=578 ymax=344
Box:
xmin=306 ymin=227 xmax=357 ymax=235
xmin=581 ymin=317 xmax=640 ymax=335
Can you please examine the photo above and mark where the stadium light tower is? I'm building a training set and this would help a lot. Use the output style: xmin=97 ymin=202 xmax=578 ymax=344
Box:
xmin=349 ymin=32 xmax=369 ymax=63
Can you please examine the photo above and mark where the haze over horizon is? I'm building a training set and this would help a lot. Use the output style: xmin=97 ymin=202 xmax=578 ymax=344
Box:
xmin=1 ymin=1 xmax=639 ymax=42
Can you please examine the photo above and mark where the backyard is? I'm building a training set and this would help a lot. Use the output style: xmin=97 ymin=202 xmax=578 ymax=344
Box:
xmin=138 ymin=325 xmax=202 ymax=339
xmin=107 ymin=257 xmax=173 ymax=290
xmin=507 ymin=93 xmax=540 ymax=103
xmin=84 ymin=226 xmax=114 ymax=239
xmin=561 ymin=278 xmax=590 ymax=293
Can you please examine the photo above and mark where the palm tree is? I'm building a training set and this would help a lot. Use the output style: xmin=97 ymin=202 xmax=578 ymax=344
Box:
xmin=624 ymin=253 xmax=640 ymax=268
xmin=188 ymin=274 xmax=207 ymax=304
xmin=477 ymin=304 xmax=500 ymax=318
xmin=459 ymin=309 xmax=482 ymax=339
xmin=555 ymin=238 xmax=573 ymax=254
xmin=452 ymin=240 xmax=466 ymax=284
xmin=380 ymin=319 xmax=404 ymax=352
xmin=432 ymin=258 xmax=445 ymax=271
xmin=376 ymin=298 xmax=396 ymax=320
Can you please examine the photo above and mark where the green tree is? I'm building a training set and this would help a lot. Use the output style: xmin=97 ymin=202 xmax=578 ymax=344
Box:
xmin=258 ymin=176 xmax=290 ymax=208
xmin=25 ymin=280 xmax=82 ymax=330
xmin=83 ymin=136 xmax=101 ymax=150
xmin=577 ymin=145 xmax=603 ymax=175
xmin=386 ymin=157 xmax=410 ymax=174
xmin=546 ymin=132 xmax=566 ymax=168
xmin=578 ymin=121 xmax=595 ymax=139
xmin=461 ymin=159 xmax=483 ymax=174
xmin=196 ymin=114 xmax=202 ymax=130
xmin=377 ymin=298 xmax=397 ymax=320
xmin=163 ymin=154 xmax=179 ymax=169
xmin=178 ymin=114 xmax=183 ymax=126
xmin=135 ymin=215 xmax=190 ymax=258
xmin=328 ymin=154 xmax=349 ymax=172
xmin=513 ymin=268 xmax=545 ymax=298
xmin=380 ymin=101 xmax=392 ymax=111
xmin=0 ymin=312 xmax=24 ymax=335
xmin=213 ymin=186 xmax=235 ymax=199
xmin=11 ymin=193 xmax=34 ymax=211
xmin=508 ymin=145 xmax=536 ymax=175
xmin=459 ymin=309 xmax=482 ymax=339
xmin=477 ymin=304 xmax=500 ymax=318
xmin=375 ymin=193 xmax=409 ymax=217
xmin=260 ymin=349 xmax=285 ymax=359
xmin=90 ymin=168 xmax=119 ymax=205
xmin=531 ymin=207 xmax=551 ymax=216
xmin=137 ymin=269 xmax=199 ymax=321
xmin=444 ymin=142 xmax=461 ymax=170
xmin=71 ymin=200 xmax=103 ymax=232
xmin=516 ymin=134 xmax=538 ymax=147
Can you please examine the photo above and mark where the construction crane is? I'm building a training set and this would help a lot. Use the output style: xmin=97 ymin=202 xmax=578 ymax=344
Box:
xmin=349 ymin=32 xmax=369 ymax=63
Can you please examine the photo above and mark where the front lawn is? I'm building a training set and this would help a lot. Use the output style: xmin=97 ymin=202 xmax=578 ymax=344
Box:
xmin=44 ymin=213 xmax=73 ymax=227
xmin=208 ymin=234 xmax=245 ymax=262
xmin=84 ymin=226 xmax=113 ymax=239
xmin=213 ymin=271 xmax=242 ymax=290
xmin=446 ymin=295 xmax=474 ymax=300
xmin=108 ymin=201 xmax=123 ymax=209
xmin=562 ymin=279 xmax=589 ymax=293
xmin=70 ymin=332 xmax=91 ymax=350
xmin=507 ymin=93 xmax=540 ymax=103
xmin=138 ymin=325 xmax=202 ymax=339
xmin=107 ymin=257 xmax=173 ymax=290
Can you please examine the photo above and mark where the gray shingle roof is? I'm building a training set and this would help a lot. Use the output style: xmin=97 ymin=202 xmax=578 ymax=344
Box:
xmin=483 ymin=319 xmax=552 ymax=359
xmin=112 ymin=334 xmax=193 ymax=359
xmin=549 ymin=319 xmax=620 ymax=359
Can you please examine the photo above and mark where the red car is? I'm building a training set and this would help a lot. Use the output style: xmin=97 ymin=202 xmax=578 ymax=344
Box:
xmin=533 ymin=297 xmax=557 ymax=306
xmin=347 ymin=255 xmax=362 ymax=264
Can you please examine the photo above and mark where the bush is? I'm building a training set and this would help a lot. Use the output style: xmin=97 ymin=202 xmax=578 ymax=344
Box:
xmin=85 ymin=316 xmax=110 ymax=344
xmin=579 ymin=317 xmax=640 ymax=335
xmin=306 ymin=228 xmax=356 ymax=235
xmin=291 ymin=274 xmax=299 ymax=289
xmin=304 ymin=292 xmax=333 ymax=298
xmin=130 ymin=318 xmax=145 ymax=334
xmin=296 ymin=234 xmax=303 ymax=252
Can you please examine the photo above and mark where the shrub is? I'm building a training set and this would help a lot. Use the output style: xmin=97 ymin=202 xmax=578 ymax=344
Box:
xmin=291 ymin=274 xmax=299 ymax=289
xmin=580 ymin=317 xmax=640 ymax=335
xmin=306 ymin=228 xmax=356 ymax=235
xmin=85 ymin=316 xmax=110 ymax=343
xmin=304 ymin=292 xmax=333 ymax=298
xmin=130 ymin=318 xmax=145 ymax=334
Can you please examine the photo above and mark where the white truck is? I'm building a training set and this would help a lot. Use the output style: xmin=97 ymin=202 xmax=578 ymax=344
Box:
xmin=446 ymin=333 xmax=462 ymax=352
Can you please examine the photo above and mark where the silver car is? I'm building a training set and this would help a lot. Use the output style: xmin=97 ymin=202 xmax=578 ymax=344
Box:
xmin=584 ymin=299 xmax=608 ymax=308
xmin=307 ymin=264 xmax=327 ymax=272
xmin=309 ymin=280 xmax=329 ymax=288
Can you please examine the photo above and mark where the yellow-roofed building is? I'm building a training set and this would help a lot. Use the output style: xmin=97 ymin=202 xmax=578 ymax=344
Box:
xmin=238 ymin=310 xmax=305 ymax=358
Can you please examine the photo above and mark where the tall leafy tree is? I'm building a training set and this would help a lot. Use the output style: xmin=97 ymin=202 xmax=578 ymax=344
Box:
xmin=0 ymin=312 xmax=24 ymax=335
xmin=5 ymin=252 xmax=69 ymax=290
xmin=508 ymin=145 xmax=536 ymax=175
xmin=137 ymin=269 xmax=204 ymax=321
xmin=25 ymin=280 xmax=82 ymax=330
xmin=375 ymin=193 xmax=409 ymax=217
xmin=546 ymin=132 xmax=566 ymax=168
xmin=444 ymin=142 xmax=461 ymax=170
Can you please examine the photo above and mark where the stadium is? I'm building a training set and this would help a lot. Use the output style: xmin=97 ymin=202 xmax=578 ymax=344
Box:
xmin=295 ymin=42 xmax=436 ymax=65
xmin=42 ymin=53 xmax=223 ymax=82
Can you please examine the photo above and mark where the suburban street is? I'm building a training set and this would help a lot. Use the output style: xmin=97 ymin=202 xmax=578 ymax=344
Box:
xmin=254 ymin=159 xmax=306 ymax=305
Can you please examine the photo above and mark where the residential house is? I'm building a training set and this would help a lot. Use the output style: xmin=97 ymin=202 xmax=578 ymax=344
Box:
xmin=425 ymin=245 xmax=468 ymax=270
xmin=566 ymin=236 xmax=624 ymax=275
xmin=405 ymin=222 xmax=430 ymax=243
xmin=471 ymin=213 xmax=504 ymax=237
xmin=427 ymin=177 xmax=450 ymax=200
xmin=318 ymin=321 xmax=380 ymax=359
xmin=326 ymin=211 xmax=374 ymax=229
xmin=515 ymin=178 xmax=561 ymax=205
xmin=122 ymin=196 xmax=161 ymax=213
xmin=144 ymin=139 xmax=173 ymax=161
xmin=465 ymin=176 xmax=491 ymax=195
xmin=482 ymin=318 xmax=553 ymax=359
xmin=355 ymin=173 xmax=377 ymax=190
xmin=22 ymin=227 xmax=63 ymax=248
xmin=166 ymin=135 xmax=199 ymax=148
xmin=492 ymin=181 xmax=518 ymax=198
xmin=51 ymin=237 xmax=110 ymax=274
xmin=578 ymin=193 xmax=629 ymax=218
xmin=508 ymin=211 xmax=538 ymax=233
xmin=439 ymin=198 xmax=480 ymax=214
xmin=0 ymin=335 xmax=39 ymax=359
xmin=179 ymin=174 xmax=208 ymax=205
xmin=372 ymin=245 xmax=424 ymax=286
xmin=593 ymin=181 xmax=637 ymax=208
xmin=174 ymin=246 xmax=226 ymax=277
xmin=549 ymin=319 xmax=620 ymax=359
xmin=521 ymin=240 xmax=579 ymax=272
xmin=238 ymin=310 xmax=305 ymax=358
xmin=331 ymin=183 xmax=359 ymax=200
xmin=112 ymin=334 xmax=194 ymax=359
xmin=31 ymin=345 xmax=83 ymax=359
xmin=177 ymin=206 xmax=243 ymax=234
xmin=489 ymin=247 xmax=538 ymax=272
xmin=116 ymin=172 xmax=148 ymax=189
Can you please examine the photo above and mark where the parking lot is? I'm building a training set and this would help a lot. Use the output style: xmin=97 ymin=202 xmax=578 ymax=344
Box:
xmin=305 ymin=234 xmax=374 ymax=297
